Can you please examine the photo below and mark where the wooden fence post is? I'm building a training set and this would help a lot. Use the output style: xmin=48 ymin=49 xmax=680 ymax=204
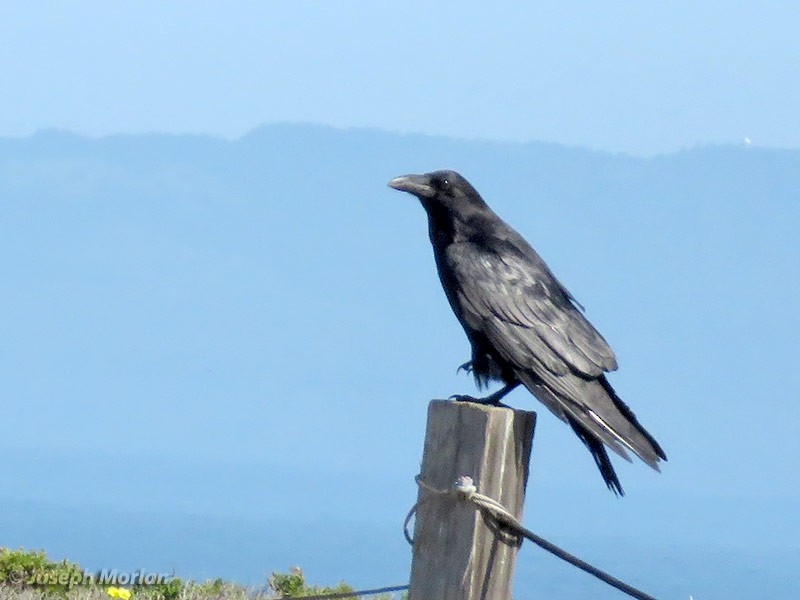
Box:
xmin=408 ymin=399 xmax=536 ymax=600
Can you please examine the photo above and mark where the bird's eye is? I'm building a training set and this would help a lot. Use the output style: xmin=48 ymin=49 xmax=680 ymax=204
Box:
xmin=440 ymin=178 xmax=450 ymax=189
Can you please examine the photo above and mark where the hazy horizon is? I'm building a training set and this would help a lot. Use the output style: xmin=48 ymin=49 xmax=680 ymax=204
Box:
xmin=2 ymin=121 xmax=789 ymax=161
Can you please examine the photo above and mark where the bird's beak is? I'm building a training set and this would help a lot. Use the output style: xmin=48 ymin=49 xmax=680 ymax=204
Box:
xmin=387 ymin=174 xmax=435 ymax=198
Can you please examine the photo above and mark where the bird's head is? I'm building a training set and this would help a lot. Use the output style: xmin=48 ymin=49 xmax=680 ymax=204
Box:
xmin=387 ymin=170 xmax=484 ymax=213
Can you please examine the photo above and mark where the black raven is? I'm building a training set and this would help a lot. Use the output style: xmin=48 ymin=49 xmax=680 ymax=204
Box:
xmin=388 ymin=170 xmax=665 ymax=495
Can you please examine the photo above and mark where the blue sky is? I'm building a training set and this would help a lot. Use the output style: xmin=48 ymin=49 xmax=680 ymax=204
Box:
xmin=3 ymin=1 xmax=800 ymax=154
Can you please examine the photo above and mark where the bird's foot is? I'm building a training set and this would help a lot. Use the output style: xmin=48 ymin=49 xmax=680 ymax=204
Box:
xmin=448 ymin=393 xmax=509 ymax=408
xmin=447 ymin=383 xmax=519 ymax=408
xmin=456 ymin=361 xmax=473 ymax=375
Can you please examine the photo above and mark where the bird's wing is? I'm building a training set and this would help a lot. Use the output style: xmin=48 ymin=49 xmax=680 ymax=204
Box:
xmin=448 ymin=241 xmax=617 ymax=378
xmin=448 ymin=241 xmax=666 ymax=469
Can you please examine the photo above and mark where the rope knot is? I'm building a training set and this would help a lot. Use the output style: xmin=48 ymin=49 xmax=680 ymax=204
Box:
xmin=454 ymin=475 xmax=477 ymax=497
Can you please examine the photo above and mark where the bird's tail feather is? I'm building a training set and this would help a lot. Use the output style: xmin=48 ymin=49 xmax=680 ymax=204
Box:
xmin=598 ymin=376 xmax=667 ymax=462
xmin=518 ymin=371 xmax=666 ymax=489
xmin=577 ymin=376 xmax=666 ymax=470
xmin=567 ymin=416 xmax=625 ymax=496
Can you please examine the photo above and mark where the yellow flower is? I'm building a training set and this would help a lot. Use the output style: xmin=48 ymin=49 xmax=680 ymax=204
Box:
xmin=107 ymin=587 xmax=132 ymax=599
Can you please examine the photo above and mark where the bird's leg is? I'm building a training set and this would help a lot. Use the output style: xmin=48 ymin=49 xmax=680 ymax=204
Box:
xmin=449 ymin=382 xmax=520 ymax=408
xmin=479 ymin=382 xmax=519 ymax=405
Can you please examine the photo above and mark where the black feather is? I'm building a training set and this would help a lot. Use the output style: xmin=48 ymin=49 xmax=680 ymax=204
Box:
xmin=568 ymin=416 xmax=625 ymax=496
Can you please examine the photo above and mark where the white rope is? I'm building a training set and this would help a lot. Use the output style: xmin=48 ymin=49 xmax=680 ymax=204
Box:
xmin=405 ymin=474 xmax=521 ymax=543
xmin=405 ymin=474 xmax=660 ymax=600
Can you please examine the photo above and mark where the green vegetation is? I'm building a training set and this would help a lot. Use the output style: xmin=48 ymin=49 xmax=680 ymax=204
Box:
xmin=0 ymin=549 xmax=404 ymax=599
xmin=0 ymin=548 xmax=84 ymax=597
xmin=267 ymin=567 xmax=356 ymax=598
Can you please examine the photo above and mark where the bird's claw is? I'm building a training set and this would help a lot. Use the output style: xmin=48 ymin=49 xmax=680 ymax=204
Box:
xmin=456 ymin=361 xmax=473 ymax=375
xmin=448 ymin=393 xmax=504 ymax=407
xmin=449 ymin=393 xmax=475 ymax=402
